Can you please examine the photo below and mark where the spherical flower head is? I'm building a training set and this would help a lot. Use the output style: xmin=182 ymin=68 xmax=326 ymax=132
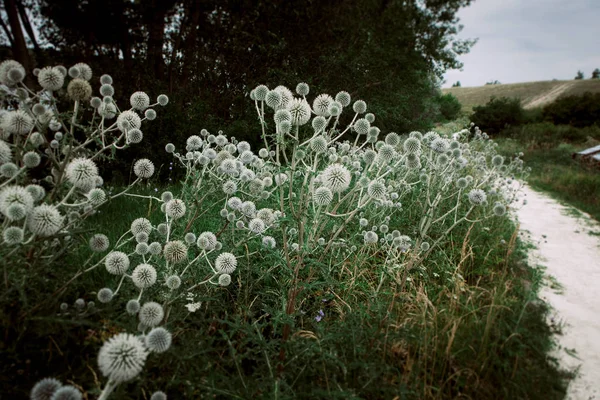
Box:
xmin=135 ymin=242 xmax=149 ymax=255
xmin=254 ymin=85 xmax=269 ymax=101
xmin=367 ymin=180 xmax=386 ymax=199
xmin=197 ymin=231 xmax=217 ymax=250
xmin=132 ymin=263 xmax=157 ymax=288
xmin=313 ymin=94 xmax=334 ymax=117
xmin=148 ymin=242 xmax=162 ymax=255
xmin=126 ymin=128 xmax=143 ymax=144
xmin=431 ymin=138 xmax=450 ymax=153
xmin=0 ymin=60 xmax=26 ymax=86
xmin=166 ymin=275 xmax=181 ymax=290
xmin=50 ymin=385 xmax=82 ymax=400
xmin=377 ymin=144 xmax=395 ymax=163
xmin=157 ymin=94 xmax=169 ymax=106
xmin=402 ymin=138 xmax=421 ymax=155
xmin=364 ymin=231 xmax=378 ymax=244
xmin=98 ymin=102 xmax=117 ymax=119
xmin=185 ymin=135 xmax=203 ymax=151
xmin=334 ymin=91 xmax=351 ymax=107
xmin=261 ymin=236 xmax=276 ymax=249
xmin=218 ymin=273 xmax=232 ymax=287
xmin=126 ymin=299 xmax=141 ymax=315
xmin=456 ymin=177 xmax=468 ymax=189
xmin=241 ymin=200 xmax=256 ymax=218
xmin=98 ymin=333 xmax=148 ymax=384
xmin=6 ymin=203 xmax=26 ymax=221
xmin=3 ymin=110 xmax=34 ymax=135
xmin=146 ymin=327 xmax=172 ymax=353
xmin=493 ymin=203 xmax=507 ymax=216
xmin=67 ymin=78 xmax=92 ymax=101
xmin=296 ymin=82 xmax=309 ymax=96
xmin=405 ymin=153 xmax=421 ymax=169
xmin=133 ymin=158 xmax=155 ymax=179
xmin=99 ymin=84 xmax=114 ymax=97
xmin=105 ymin=251 xmax=130 ymax=275
xmin=468 ymin=189 xmax=487 ymax=206
xmin=66 ymin=158 xmax=98 ymax=189
xmin=30 ymin=377 xmax=62 ymax=400
xmin=384 ymin=132 xmax=400 ymax=147
xmin=100 ymin=74 xmax=113 ymax=85
xmin=139 ymin=301 xmax=164 ymax=327
xmin=36 ymin=66 xmax=64 ymax=91
xmin=393 ymin=235 xmax=412 ymax=252
xmin=157 ymin=223 xmax=168 ymax=236
xmin=352 ymin=100 xmax=367 ymax=114
xmin=89 ymin=233 xmax=109 ymax=252
xmin=265 ymin=90 xmax=282 ymax=109
xmin=492 ymin=155 xmax=504 ymax=167
xmin=131 ymin=217 xmax=152 ymax=235
xmin=0 ymin=162 xmax=18 ymax=178
xmin=144 ymin=108 xmax=157 ymax=121
xmin=274 ymin=85 xmax=293 ymax=109
xmin=353 ymin=118 xmax=370 ymax=135
xmin=313 ymin=186 xmax=333 ymax=206
xmin=215 ymin=252 xmax=237 ymax=274
xmin=288 ymin=98 xmax=311 ymax=126
xmin=117 ymin=110 xmax=142 ymax=133
xmin=319 ymin=164 xmax=351 ymax=193
xmin=163 ymin=240 xmax=188 ymax=264
xmin=248 ymin=218 xmax=266 ymax=234
xmin=3 ymin=226 xmax=24 ymax=245
xmin=22 ymin=151 xmax=41 ymax=168
xmin=97 ymin=287 xmax=113 ymax=303
xmin=71 ymin=63 xmax=92 ymax=80
xmin=437 ymin=153 xmax=449 ymax=167
xmin=27 ymin=204 xmax=63 ymax=237
xmin=150 ymin=391 xmax=168 ymax=400
xmin=130 ymin=91 xmax=150 ymax=111
xmin=165 ymin=199 xmax=186 ymax=219
xmin=0 ymin=139 xmax=12 ymax=164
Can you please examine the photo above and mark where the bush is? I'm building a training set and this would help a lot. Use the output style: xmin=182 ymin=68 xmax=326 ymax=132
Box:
xmin=542 ymin=92 xmax=600 ymax=128
xmin=435 ymin=93 xmax=462 ymax=121
xmin=470 ymin=97 xmax=525 ymax=134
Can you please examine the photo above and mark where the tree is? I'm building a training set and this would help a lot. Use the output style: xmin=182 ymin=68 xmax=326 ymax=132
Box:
xmin=452 ymin=81 xmax=461 ymax=87
xmin=592 ymin=69 xmax=600 ymax=79
xmin=575 ymin=70 xmax=584 ymax=80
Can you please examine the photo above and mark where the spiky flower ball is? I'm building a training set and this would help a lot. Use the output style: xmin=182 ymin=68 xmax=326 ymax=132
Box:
xmin=126 ymin=299 xmax=141 ymax=315
xmin=313 ymin=94 xmax=334 ymax=117
xmin=98 ymin=102 xmax=117 ymax=119
xmin=0 ymin=162 xmax=18 ymax=178
xmin=132 ymin=264 xmax=158 ymax=288
xmin=65 ymin=158 xmax=98 ymax=189
xmin=0 ymin=60 xmax=24 ymax=86
xmin=98 ymin=333 xmax=148 ymax=383
xmin=405 ymin=153 xmax=421 ymax=169
xmin=3 ymin=226 xmax=24 ymax=245
xmin=492 ymin=155 xmax=504 ymax=167
xmin=353 ymin=100 xmax=367 ymax=114
xmin=288 ymin=98 xmax=311 ymax=126
xmin=105 ymin=251 xmax=130 ymax=275
xmin=165 ymin=199 xmax=186 ymax=219
xmin=163 ymin=240 xmax=188 ymax=264
xmin=126 ymin=128 xmax=143 ymax=144
xmin=27 ymin=204 xmax=63 ymax=237
xmin=265 ymin=90 xmax=282 ymax=109
xmin=130 ymin=91 xmax=150 ymax=111
xmin=296 ymin=82 xmax=309 ymax=96
xmin=151 ymin=391 xmax=168 ymax=400
xmin=335 ymin=91 xmax=351 ymax=107
xmin=146 ymin=327 xmax=172 ymax=353
xmin=364 ymin=231 xmax=378 ymax=244
xmin=22 ymin=151 xmax=41 ymax=168
xmin=71 ymin=62 xmax=92 ymax=80
xmin=89 ymin=233 xmax=109 ymax=252
xmin=166 ymin=275 xmax=181 ymax=290
xmin=310 ymin=136 xmax=328 ymax=153
xmin=313 ymin=186 xmax=333 ymax=206
xmin=117 ymin=110 xmax=142 ymax=132
xmin=0 ymin=139 xmax=11 ymax=164
xmin=353 ymin=118 xmax=370 ymax=135
xmin=431 ymin=138 xmax=449 ymax=153
xmin=319 ymin=164 xmax=351 ymax=193
xmin=49 ymin=385 xmax=82 ymax=400
xmin=493 ymin=203 xmax=506 ymax=216
xmin=403 ymin=137 xmax=421 ymax=154
xmin=139 ymin=302 xmax=164 ymax=327
xmin=215 ymin=252 xmax=237 ymax=274
xmin=133 ymin=158 xmax=155 ymax=179
xmin=3 ymin=110 xmax=34 ymax=135
xmin=197 ymin=231 xmax=217 ymax=250
xmin=97 ymin=288 xmax=114 ymax=303
xmin=367 ymin=180 xmax=387 ymax=199
xmin=377 ymin=144 xmax=395 ymax=163
xmin=30 ymin=377 xmax=62 ymax=400
xmin=468 ymin=189 xmax=487 ymax=206
xmin=219 ymin=273 xmax=232 ymax=287
xmin=131 ymin=218 xmax=152 ymax=235
xmin=67 ymin=78 xmax=92 ymax=101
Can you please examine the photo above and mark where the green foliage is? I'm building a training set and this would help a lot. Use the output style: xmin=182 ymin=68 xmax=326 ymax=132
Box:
xmin=592 ymin=68 xmax=600 ymax=79
xmin=470 ymin=97 xmax=526 ymax=134
xmin=575 ymin=71 xmax=584 ymax=80
xmin=435 ymin=92 xmax=462 ymax=121
xmin=542 ymin=92 xmax=600 ymax=128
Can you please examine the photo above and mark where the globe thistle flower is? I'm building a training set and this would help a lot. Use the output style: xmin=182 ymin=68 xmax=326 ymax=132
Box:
xmin=493 ymin=203 xmax=506 ymax=216
xmin=0 ymin=60 xmax=26 ymax=86
xmin=238 ymin=150 xmax=254 ymax=165
xmin=311 ymin=116 xmax=327 ymax=133
xmin=49 ymin=385 xmax=82 ymax=400
xmin=166 ymin=275 xmax=181 ymax=290
xmin=131 ymin=218 xmax=152 ymax=235
xmin=98 ymin=333 xmax=148 ymax=383
xmin=157 ymin=94 xmax=169 ymax=106
xmin=377 ymin=144 xmax=395 ymax=163
xmin=30 ymin=377 xmax=62 ymax=400
xmin=431 ymin=138 xmax=449 ymax=153
xmin=327 ymin=101 xmax=342 ymax=117
xmin=288 ymin=98 xmax=312 ymax=126
xmin=351 ymin=100 xmax=367 ymax=114
xmin=3 ymin=226 xmax=24 ymax=245
xmin=135 ymin=242 xmax=149 ymax=255
xmin=67 ymin=78 xmax=92 ymax=101
xmin=6 ymin=203 xmax=26 ymax=221
xmin=311 ymin=94 xmax=333 ymax=117
xmin=126 ymin=299 xmax=141 ymax=315
xmin=146 ymin=242 xmax=161 ymax=256
xmin=294 ymin=82 xmax=309 ymax=96
xmin=65 ymin=158 xmax=98 ymax=189
xmin=437 ymin=153 xmax=449 ymax=167
xmin=253 ymin=85 xmax=269 ymax=101
xmin=405 ymin=153 xmax=421 ymax=169
xmin=273 ymin=85 xmax=293 ymax=109
xmin=218 ymin=273 xmax=232 ymax=287
xmin=130 ymin=91 xmax=150 ymax=111
xmin=367 ymin=180 xmax=386 ymax=199
xmin=384 ymin=132 xmax=400 ymax=147
xmin=27 ymin=204 xmax=63 ymax=237
xmin=21 ymin=151 xmax=41 ymax=168
xmin=100 ymin=74 xmax=113 ymax=85
xmin=456 ymin=177 xmax=468 ymax=189
xmin=125 ymin=128 xmax=143 ymax=144
xmin=150 ymin=391 xmax=167 ymax=400
xmin=99 ymin=84 xmax=114 ymax=97
xmin=133 ymin=158 xmax=155 ymax=179
xmin=353 ymin=118 xmax=370 ymax=135
xmin=71 ymin=63 xmax=92 ymax=80
xmin=98 ymin=102 xmax=117 ymax=119
xmin=132 ymin=263 xmax=157 ymax=289
xmin=227 ymin=197 xmax=242 ymax=210
xmin=215 ymin=252 xmax=237 ymax=274
xmin=103 ymin=251 xmax=130 ymax=276
xmin=403 ymin=137 xmax=421 ymax=154
xmin=420 ymin=242 xmax=430 ymax=252
xmin=393 ymin=235 xmax=412 ymax=252
xmin=319 ymin=164 xmax=351 ymax=193
xmin=310 ymin=186 xmax=334 ymax=207
xmin=0 ymin=162 xmax=18 ymax=178
xmin=27 ymin=132 xmax=44 ymax=148
xmin=183 ymin=232 xmax=196 ymax=245
xmin=492 ymin=155 xmax=504 ymax=167
xmin=146 ymin=327 xmax=172 ymax=353
xmin=0 ymin=139 xmax=11 ymax=164
xmin=97 ymin=288 xmax=114 ymax=303
xmin=468 ymin=189 xmax=487 ymax=206
xmin=364 ymin=231 xmax=378 ymax=244
xmin=455 ymin=157 xmax=468 ymax=169
xmin=306 ymin=136 xmax=327 ymax=154
xmin=163 ymin=240 xmax=188 ymax=264
xmin=89 ymin=233 xmax=109 ymax=252
xmin=3 ymin=110 xmax=34 ymax=135
xmin=84 ymin=187 xmax=105 ymax=206
xmin=117 ymin=111 xmax=142 ymax=135
xmin=262 ymin=236 xmax=276 ymax=249
xmin=241 ymin=201 xmax=256 ymax=218
xmin=247 ymin=218 xmax=266 ymax=234
xmin=165 ymin=199 xmax=186 ymax=219
xmin=139 ymin=302 xmax=164 ymax=327
xmin=265 ymin=90 xmax=282 ymax=109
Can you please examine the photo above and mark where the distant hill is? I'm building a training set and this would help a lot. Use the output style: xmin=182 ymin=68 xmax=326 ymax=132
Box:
xmin=442 ymin=79 xmax=600 ymax=112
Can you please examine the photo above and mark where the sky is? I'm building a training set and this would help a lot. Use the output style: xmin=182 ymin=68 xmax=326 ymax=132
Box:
xmin=442 ymin=0 xmax=600 ymax=88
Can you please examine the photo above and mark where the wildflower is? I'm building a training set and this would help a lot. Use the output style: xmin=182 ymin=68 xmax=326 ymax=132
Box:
xmin=468 ymin=189 xmax=487 ymax=206
xmin=163 ymin=241 xmax=188 ymax=264
xmin=97 ymin=288 xmax=113 ymax=303
xmin=315 ymin=309 xmax=325 ymax=322
xmin=130 ymin=91 xmax=150 ymax=111
xmin=218 ymin=274 xmax=232 ymax=287
xmin=288 ymin=98 xmax=311 ymax=125
xmin=215 ymin=252 xmax=237 ymax=274
xmin=27 ymin=204 xmax=63 ymax=237
xmin=133 ymin=158 xmax=155 ymax=178
xmin=132 ymin=264 xmax=157 ymax=288
xmin=67 ymin=78 xmax=92 ymax=101
xmin=30 ymin=377 xmax=62 ymax=400
xmin=313 ymin=94 xmax=334 ymax=117
xmin=146 ymin=327 xmax=172 ymax=353
xmin=319 ymin=164 xmax=351 ymax=193
xmin=98 ymin=333 xmax=148 ymax=383
xmin=139 ymin=302 xmax=164 ymax=327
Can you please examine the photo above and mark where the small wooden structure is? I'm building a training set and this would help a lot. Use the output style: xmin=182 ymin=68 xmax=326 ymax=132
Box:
xmin=573 ymin=144 xmax=600 ymax=166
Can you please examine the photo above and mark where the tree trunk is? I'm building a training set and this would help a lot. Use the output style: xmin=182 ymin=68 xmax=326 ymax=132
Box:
xmin=4 ymin=0 xmax=30 ymax=71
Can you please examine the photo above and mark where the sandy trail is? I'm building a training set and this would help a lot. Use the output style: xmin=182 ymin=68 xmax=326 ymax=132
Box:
xmin=523 ymin=82 xmax=576 ymax=109
xmin=516 ymin=186 xmax=600 ymax=399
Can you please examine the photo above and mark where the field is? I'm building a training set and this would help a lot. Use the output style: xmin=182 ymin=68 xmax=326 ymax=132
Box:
xmin=443 ymin=80 xmax=600 ymax=112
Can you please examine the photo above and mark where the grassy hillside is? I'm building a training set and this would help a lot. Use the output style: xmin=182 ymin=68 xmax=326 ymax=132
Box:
xmin=443 ymin=79 xmax=600 ymax=112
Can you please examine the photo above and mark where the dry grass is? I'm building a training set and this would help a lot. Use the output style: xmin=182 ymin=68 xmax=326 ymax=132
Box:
xmin=443 ymin=79 xmax=600 ymax=112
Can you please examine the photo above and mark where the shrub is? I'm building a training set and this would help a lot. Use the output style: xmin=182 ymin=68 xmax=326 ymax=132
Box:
xmin=470 ymin=96 xmax=525 ymax=135
xmin=435 ymin=92 xmax=462 ymax=121
xmin=542 ymin=92 xmax=600 ymax=128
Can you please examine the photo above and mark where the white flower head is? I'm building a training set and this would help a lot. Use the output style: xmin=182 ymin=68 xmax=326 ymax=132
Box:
xmin=98 ymin=333 xmax=148 ymax=383
xmin=27 ymin=204 xmax=63 ymax=237
xmin=319 ymin=164 xmax=351 ymax=193
xmin=215 ymin=252 xmax=237 ymax=274
xmin=130 ymin=91 xmax=150 ymax=111
xmin=65 ymin=158 xmax=99 ymax=189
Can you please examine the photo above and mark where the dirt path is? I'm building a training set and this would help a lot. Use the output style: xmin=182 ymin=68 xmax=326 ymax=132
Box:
xmin=523 ymin=82 xmax=576 ymax=109
xmin=516 ymin=186 xmax=600 ymax=399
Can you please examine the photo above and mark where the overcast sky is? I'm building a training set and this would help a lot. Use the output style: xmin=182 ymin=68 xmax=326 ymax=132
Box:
xmin=443 ymin=0 xmax=600 ymax=88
